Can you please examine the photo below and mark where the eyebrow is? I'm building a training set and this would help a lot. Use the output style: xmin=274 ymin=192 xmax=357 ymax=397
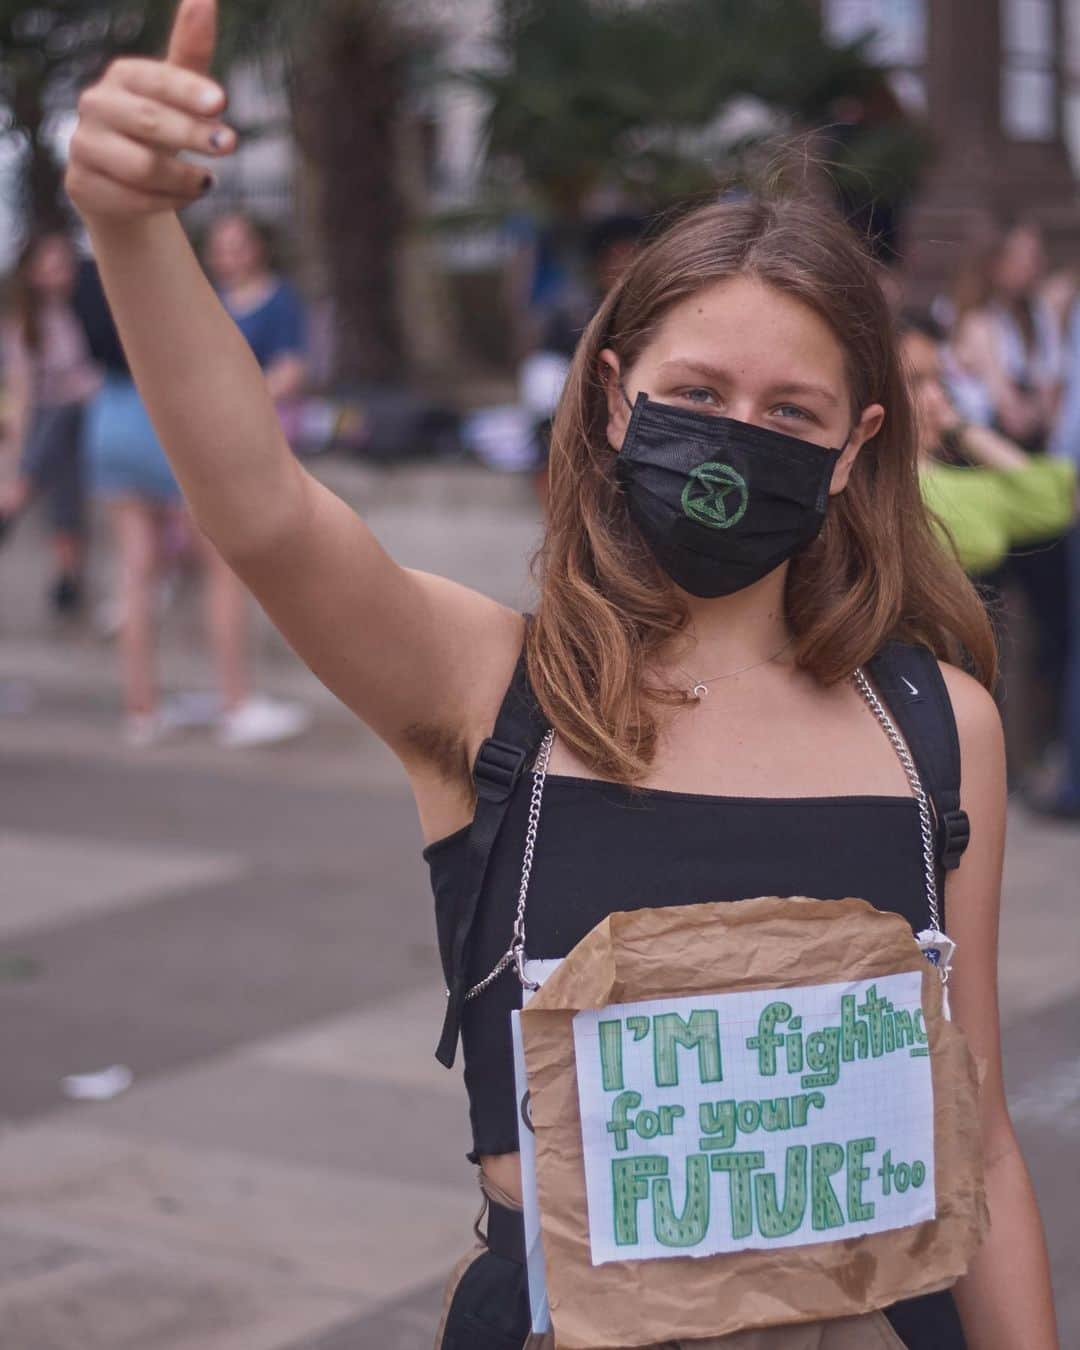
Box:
xmin=655 ymin=359 xmax=841 ymax=406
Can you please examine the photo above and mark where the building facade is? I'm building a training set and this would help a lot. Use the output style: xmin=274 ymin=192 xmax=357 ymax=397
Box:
xmin=823 ymin=0 xmax=1080 ymax=290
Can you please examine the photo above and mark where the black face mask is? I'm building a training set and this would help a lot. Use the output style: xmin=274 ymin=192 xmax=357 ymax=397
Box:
xmin=615 ymin=391 xmax=846 ymax=598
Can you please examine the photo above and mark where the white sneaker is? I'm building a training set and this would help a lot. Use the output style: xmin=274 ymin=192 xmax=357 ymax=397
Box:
xmin=161 ymin=691 xmax=224 ymax=732
xmin=218 ymin=695 xmax=312 ymax=749
xmin=125 ymin=712 xmax=169 ymax=749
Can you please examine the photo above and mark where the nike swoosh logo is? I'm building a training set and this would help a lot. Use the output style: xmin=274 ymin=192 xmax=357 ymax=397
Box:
xmin=902 ymin=677 xmax=919 ymax=696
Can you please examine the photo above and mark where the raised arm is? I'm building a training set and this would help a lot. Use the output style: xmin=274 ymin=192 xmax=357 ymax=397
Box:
xmin=950 ymin=421 xmax=1029 ymax=472
xmin=64 ymin=0 xmax=521 ymax=802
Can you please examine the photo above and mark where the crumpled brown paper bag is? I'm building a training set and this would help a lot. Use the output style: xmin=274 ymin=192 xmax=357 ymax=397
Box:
xmin=520 ymin=897 xmax=988 ymax=1350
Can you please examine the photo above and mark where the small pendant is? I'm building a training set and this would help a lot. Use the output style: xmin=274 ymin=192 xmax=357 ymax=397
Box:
xmin=917 ymin=928 xmax=956 ymax=1020
xmin=916 ymin=927 xmax=956 ymax=974
xmin=691 ymin=682 xmax=709 ymax=698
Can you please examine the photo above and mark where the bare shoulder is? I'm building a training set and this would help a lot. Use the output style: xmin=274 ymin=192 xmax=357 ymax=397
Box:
xmin=410 ymin=568 xmax=524 ymax=671
xmin=410 ymin=567 xmax=522 ymax=637
xmin=937 ymin=663 xmax=1006 ymax=957
xmin=402 ymin=569 xmax=526 ymax=759
xmin=401 ymin=573 xmax=526 ymax=842
xmin=937 ymin=660 xmax=1005 ymax=784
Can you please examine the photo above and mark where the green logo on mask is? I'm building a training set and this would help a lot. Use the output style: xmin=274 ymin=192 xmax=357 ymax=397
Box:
xmin=681 ymin=462 xmax=749 ymax=529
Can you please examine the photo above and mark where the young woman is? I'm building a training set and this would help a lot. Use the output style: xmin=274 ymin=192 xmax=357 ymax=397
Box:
xmin=0 ymin=232 xmax=101 ymax=613
xmin=950 ymin=222 xmax=1062 ymax=450
xmin=901 ymin=320 xmax=1076 ymax=577
xmin=949 ymin=223 xmax=1070 ymax=772
xmin=76 ymin=250 xmax=309 ymax=749
xmin=203 ymin=210 xmax=309 ymax=446
xmin=64 ymin=3 xmax=1058 ymax=1346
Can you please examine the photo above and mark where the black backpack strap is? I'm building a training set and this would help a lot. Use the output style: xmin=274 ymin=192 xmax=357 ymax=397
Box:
xmin=435 ymin=639 xmax=549 ymax=1068
xmin=865 ymin=641 xmax=971 ymax=875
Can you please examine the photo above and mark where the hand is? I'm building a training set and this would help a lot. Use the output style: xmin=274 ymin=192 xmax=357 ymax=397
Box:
xmin=913 ymin=375 xmax=960 ymax=455
xmin=997 ymin=389 xmax=1043 ymax=445
xmin=65 ymin=0 xmax=235 ymax=222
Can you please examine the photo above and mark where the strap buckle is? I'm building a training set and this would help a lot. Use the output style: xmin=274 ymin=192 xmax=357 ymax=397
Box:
xmin=436 ymin=977 xmax=464 ymax=1068
xmin=473 ymin=737 xmax=529 ymax=803
xmin=937 ymin=807 xmax=970 ymax=871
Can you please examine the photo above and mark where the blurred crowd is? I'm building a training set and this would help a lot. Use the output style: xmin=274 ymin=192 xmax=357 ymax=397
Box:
xmin=1 ymin=207 xmax=1078 ymax=814
xmin=0 ymin=213 xmax=312 ymax=749
xmin=902 ymin=220 xmax=1079 ymax=818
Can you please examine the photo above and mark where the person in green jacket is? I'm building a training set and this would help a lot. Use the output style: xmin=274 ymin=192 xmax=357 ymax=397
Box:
xmin=903 ymin=320 xmax=1079 ymax=818
xmin=901 ymin=321 xmax=1076 ymax=576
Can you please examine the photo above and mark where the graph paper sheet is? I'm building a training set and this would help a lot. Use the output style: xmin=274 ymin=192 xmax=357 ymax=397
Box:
xmin=572 ymin=971 xmax=936 ymax=1266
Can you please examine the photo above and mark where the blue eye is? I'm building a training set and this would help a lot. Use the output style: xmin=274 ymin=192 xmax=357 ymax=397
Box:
xmin=680 ymin=387 xmax=718 ymax=406
xmin=773 ymin=404 xmax=813 ymax=421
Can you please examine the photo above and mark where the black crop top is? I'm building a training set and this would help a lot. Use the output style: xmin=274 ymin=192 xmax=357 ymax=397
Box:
xmin=423 ymin=651 xmax=968 ymax=1349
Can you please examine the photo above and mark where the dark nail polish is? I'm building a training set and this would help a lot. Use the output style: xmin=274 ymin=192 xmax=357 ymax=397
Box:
xmin=209 ymin=129 xmax=229 ymax=152
xmin=200 ymin=174 xmax=215 ymax=194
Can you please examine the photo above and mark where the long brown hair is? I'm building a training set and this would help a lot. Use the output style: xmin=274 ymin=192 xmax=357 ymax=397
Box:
xmin=528 ymin=195 xmax=997 ymax=783
xmin=951 ymin=218 xmax=1042 ymax=345
xmin=10 ymin=232 xmax=71 ymax=354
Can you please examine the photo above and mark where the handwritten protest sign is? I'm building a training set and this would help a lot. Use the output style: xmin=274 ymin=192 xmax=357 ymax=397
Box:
xmin=572 ymin=971 xmax=935 ymax=1266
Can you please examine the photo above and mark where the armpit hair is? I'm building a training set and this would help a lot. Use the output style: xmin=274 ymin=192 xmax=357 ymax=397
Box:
xmin=401 ymin=720 xmax=474 ymax=796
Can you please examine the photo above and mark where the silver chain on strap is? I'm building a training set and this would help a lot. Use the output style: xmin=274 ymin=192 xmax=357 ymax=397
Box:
xmin=851 ymin=668 xmax=942 ymax=935
xmin=464 ymin=727 xmax=555 ymax=1000
xmin=466 ymin=672 xmax=943 ymax=999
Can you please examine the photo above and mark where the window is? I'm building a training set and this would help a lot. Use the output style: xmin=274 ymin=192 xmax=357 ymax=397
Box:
xmin=1064 ymin=0 xmax=1080 ymax=170
xmin=822 ymin=0 xmax=928 ymax=112
xmin=1001 ymin=0 xmax=1059 ymax=140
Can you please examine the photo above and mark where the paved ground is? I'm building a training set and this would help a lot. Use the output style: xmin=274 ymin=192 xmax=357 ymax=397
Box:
xmin=1 ymin=462 xmax=1078 ymax=1348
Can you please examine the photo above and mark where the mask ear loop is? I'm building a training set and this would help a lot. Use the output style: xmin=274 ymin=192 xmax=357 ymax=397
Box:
xmin=618 ymin=382 xmax=634 ymax=412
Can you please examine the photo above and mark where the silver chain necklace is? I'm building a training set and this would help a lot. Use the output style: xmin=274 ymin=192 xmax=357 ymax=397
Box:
xmin=678 ymin=636 xmax=795 ymax=698
xmin=464 ymin=669 xmax=945 ymax=1002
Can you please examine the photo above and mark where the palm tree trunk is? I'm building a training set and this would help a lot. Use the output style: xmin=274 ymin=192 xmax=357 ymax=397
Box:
xmin=294 ymin=0 xmax=406 ymax=385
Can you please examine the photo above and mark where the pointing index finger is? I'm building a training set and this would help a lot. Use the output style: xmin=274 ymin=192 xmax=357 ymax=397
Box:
xmin=166 ymin=0 xmax=218 ymax=76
